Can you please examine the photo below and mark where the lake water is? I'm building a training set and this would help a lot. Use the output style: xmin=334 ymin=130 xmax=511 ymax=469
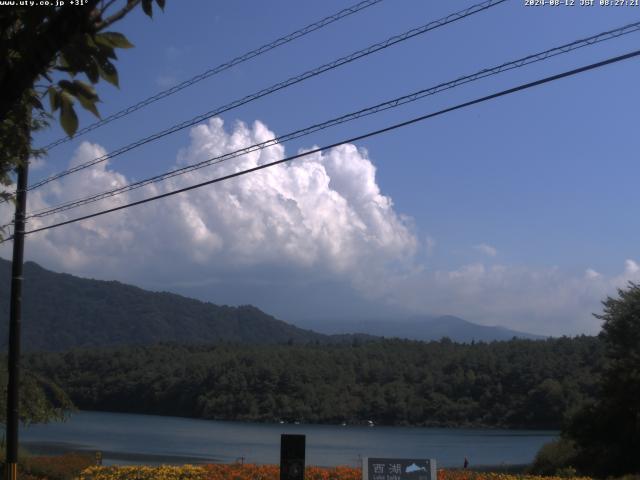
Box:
xmin=21 ymin=411 xmax=557 ymax=468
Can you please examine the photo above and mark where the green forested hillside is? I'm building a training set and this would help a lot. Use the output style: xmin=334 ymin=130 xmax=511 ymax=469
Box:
xmin=0 ymin=259 xmax=329 ymax=350
xmin=26 ymin=336 xmax=602 ymax=429
xmin=0 ymin=258 xmax=542 ymax=350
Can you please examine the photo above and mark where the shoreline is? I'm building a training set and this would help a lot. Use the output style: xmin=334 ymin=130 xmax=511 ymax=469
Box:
xmin=23 ymin=444 xmax=532 ymax=472
xmin=23 ymin=443 xmax=533 ymax=472
xmin=64 ymin=409 xmax=562 ymax=433
xmin=22 ymin=441 xmax=220 ymax=466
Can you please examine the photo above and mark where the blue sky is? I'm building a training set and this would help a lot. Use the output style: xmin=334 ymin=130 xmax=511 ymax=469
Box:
xmin=3 ymin=0 xmax=640 ymax=335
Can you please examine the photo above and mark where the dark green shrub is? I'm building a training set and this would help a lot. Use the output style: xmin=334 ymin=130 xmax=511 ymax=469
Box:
xmin=24 ymin=453 xmax=95 ymax=480
xmin=529 ymin=438 xmax=578 ymax=476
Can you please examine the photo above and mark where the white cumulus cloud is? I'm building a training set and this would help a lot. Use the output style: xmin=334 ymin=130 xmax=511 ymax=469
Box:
xmin=585 ymin=268 xmax=601 ymax=280
xmin=1 ymin=118 xmax=416 ymax=286
xmin=474 ymin=243 xmax=497 ymax=257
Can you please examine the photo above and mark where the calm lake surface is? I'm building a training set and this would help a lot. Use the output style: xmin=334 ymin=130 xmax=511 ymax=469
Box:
xmin=22 ymin=411 xmax=557 ymax=467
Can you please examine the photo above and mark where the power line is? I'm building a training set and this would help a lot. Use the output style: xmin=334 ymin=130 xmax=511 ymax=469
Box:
xmin=28 ymin=0 xmax=505 ymax=190
xmin=23 ymin=0 xmax=506 ymax=193
xmin=23 ymin=20 xmax=640 ymax=221
xmin=39 ymin=0 xmax=385 ymax=152
xmin=8 ymin=48 xmax=639 ymax=241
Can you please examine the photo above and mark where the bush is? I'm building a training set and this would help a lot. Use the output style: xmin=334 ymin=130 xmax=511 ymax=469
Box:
xmin=530 ymin=438 xmax=578 ymax=476
xmin=25 ymin=453 xmax=95 ymax=480
xmin=556 ymin=467 xmax=578 ymax=478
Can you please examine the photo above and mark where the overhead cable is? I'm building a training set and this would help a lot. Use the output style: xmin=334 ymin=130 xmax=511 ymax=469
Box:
xmin=24 ymin=20 xmax=640 ymax=220
xmin=24 ymin=0 xmax=506 ymax=193
xmin=7 ymin=47 xmax=638 ymax=241
xmin=39 ymin=0 xmax=386 ymax=151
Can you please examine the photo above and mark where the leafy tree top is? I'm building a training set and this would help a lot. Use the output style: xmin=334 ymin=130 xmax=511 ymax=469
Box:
xmin=596 ymin=281 xmax=640 ymax=365
xmin=0 ymin=0 xmax=164 ymax=218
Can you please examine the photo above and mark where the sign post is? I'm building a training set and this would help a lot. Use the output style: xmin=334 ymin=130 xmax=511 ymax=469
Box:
xmin=280 ymin=434 xmax=305 ymax=480
xmin=363 ymin=458 xmax=437 ymax=480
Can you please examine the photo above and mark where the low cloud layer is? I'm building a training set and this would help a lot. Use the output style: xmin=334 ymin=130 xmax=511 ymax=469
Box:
xmin=361 ymin=259 xmax=640 ymax=336
xmin=1 ymin=118 xmax=637 ymax=336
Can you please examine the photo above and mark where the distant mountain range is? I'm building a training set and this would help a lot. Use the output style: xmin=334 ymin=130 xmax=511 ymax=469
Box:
xmin=0 ymin=258 xmax=543 ymax=351
xmin=297 ymin=315 xmax=545 ymax=343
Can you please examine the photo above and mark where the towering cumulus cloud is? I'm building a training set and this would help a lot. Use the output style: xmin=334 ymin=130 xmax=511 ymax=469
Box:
xmin=173 ymin=118 xmax=417 ymax=272
xmin=1 ymin=118 xmax=416 ymax=285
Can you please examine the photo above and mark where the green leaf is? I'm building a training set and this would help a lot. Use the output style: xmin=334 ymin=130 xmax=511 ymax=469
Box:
xmin=59 ymin=91 xmax=74 ymax=109
xmin=97 ymin=59 xmax=119 ymax=87
xmin=83 ymin=33 xmax=97 ymax=49
xmin=72 ymin=80 xmax=99 ymax=101
xmin=85 ymin=59 xmax=100 ymax=83
xmin=48 ymin=87 xmax=60 ymax=112
xmin=58 ymin=53 xmax=70 ymax=70
xmin=59 ymin=92 xmax=78 ymax=136
xmin=58 ymin=79 xmax=75 ymax=93
xmin=76 ymin=94 xmax=101 ymax=119
xmin=95 ymin=32 xmax=134 ymax=49
xmin=91 ymin=46 xmax=113 ymax=66
xmin=72 ymin=81 xmax=101 ymax=118
xmin=142 ymin=0 xmax=153 ymax=17
xmin=60 ymin=78 xmax=98 ymax=104
xmin=94 ymin=43 xmax=118 ymax=60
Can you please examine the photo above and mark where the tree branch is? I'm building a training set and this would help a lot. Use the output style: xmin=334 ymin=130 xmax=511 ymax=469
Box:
xmin=101 ymin=0 xmax=119 ymax=13
xmin=94 ymin=0 xmax=141 ymax=31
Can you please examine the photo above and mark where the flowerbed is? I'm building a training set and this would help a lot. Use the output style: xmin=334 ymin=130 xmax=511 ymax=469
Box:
xmin=77 ymin=464 xmax=361 ymax=480
xmin=79 ymin=464 xmax=208 ymax=480
xmin=203 ymin=464 xmax=361 ymax=480
xmin=77 ymin=465 xmax=594 ymax=480
xmin=438 ymin=471 xmax=592 ymax=480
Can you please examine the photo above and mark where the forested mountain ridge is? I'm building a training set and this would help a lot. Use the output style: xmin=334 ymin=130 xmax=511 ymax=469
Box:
xmin=0 ymin=258 xmax=541 ymax=350
xmin=299 ymin=315 xmax=545 ymax=342
xmin=26 ymin=336 xmax=603 ymax=429
xmin=0 ymin=258 xmax=330 ymax=350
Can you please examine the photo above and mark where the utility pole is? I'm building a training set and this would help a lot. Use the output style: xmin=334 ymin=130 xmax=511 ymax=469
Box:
xmin=5 ymin=158 xmax=29 ymax=480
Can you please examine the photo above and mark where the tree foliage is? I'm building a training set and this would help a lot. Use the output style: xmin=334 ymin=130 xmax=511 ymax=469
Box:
xmin=563 ymin=282 xmax=640 ymax=477
xmin=529 ymin=438 xmax=578 ymax=477
xmin=0 ymin=0 xmax=165 ymax=207
xmin=26 ymin=336 xmax=602 ymax=429
xmin=0 ymin=358 xmax=73 ymax=425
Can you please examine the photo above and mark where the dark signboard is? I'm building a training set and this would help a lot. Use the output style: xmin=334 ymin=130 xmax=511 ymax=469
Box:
xmin=363 ymin=458 xmax=436 ymax=480
xmin=280 ymin=434 xmax=305 ymax=480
